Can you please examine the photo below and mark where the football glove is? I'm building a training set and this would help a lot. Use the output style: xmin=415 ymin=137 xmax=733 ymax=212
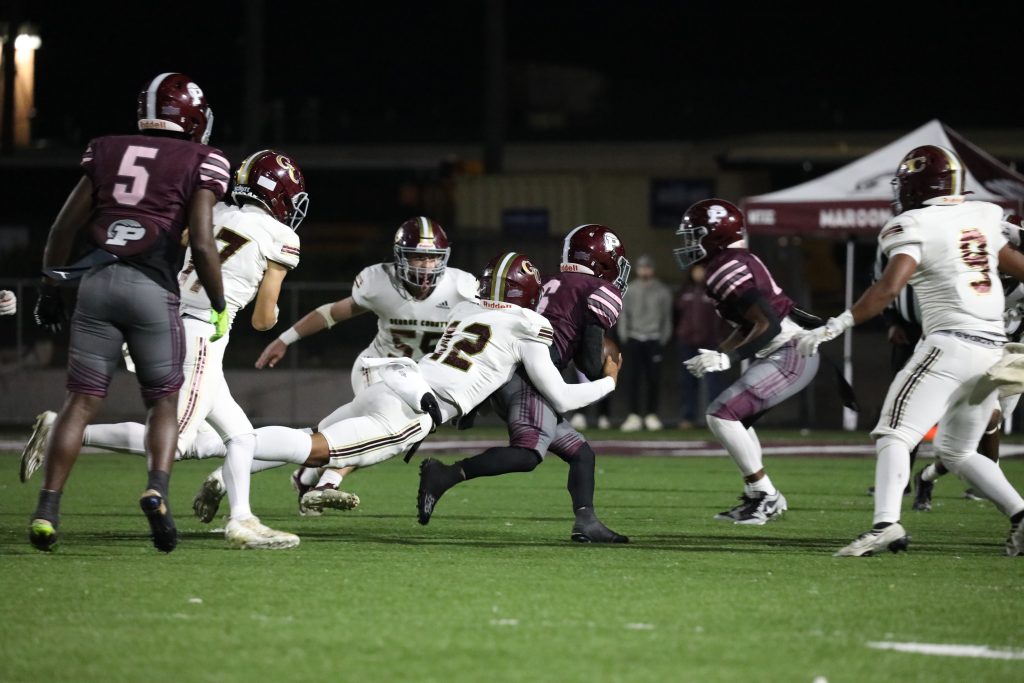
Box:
xmin=34 ymin=284 xmax=66 ymax=333
xmin=796 ymin=310 xmax=854 ymax=357
xmin=0 ymin=289 xmax=16 ymax=316
xmin=209 ymin=307 xmax=229 ymax=342
xmin=684 ymin=348 xmax=731 ymax=378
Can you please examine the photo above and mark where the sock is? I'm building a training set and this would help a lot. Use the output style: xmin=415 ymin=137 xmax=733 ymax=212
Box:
xmin=873 ymin=436 xmax=909 ymax=525
xmin=316 ymin=469 xmax=344 ymax=489
xmin=944 ymin=453 xmax=1024 ymax=517
xmin=253 ymin=426 xmax=312 ymax=465
xmin=1011 ymin=510 xmax=1024 ymax=526
xmin=457 ymin=446 xmax=540 ymax=480
xmin=147 ymin=470 xmax=170 ymax=498
xmin=707 ymin=415 xmax=762 ymax=477
xmin=83 ymin=422 xmax=145 ymax=456
xmin=250 ymin=459 xmax=288 ymax=474
xmin=223 ymin=434 xmax=255 ymax=521
xmin=566 ymin=444 xmax=596 ymax=511
xmin=194 ymin=428 xmax=227 ymax=459
xmin=921 ymin=463 xmax=944 ymax=482
xmin=748 ymin=475 xmax=776 ymax=495
xmin=34 ymin=489 xmax=62 ymax=523
xmin=299 ymin=467 xmax=321 ymax=486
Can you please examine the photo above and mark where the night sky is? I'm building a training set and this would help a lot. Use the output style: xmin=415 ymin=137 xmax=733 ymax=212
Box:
xmin=15 ymin=1 xmax=1024 ymax=149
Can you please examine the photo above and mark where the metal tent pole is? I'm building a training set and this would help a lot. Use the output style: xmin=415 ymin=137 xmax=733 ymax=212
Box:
xmin=842 ymin=236 xmax=857 ymax=431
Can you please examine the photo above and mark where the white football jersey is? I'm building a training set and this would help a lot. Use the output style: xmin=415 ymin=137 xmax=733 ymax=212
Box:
xmin=418 ymin=300 xmax=554 ymax=416
xmin=879 ymin=201 xmax=1008 ymax=339
xmin=178 ymin=204 xmax=300 ymax=327
xmin=351 ymin=263 xmax=478 ymax=360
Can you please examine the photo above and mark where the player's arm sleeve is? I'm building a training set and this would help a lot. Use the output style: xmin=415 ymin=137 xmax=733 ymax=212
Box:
xmin=521 ymin=340 xmax=614 ymax=414
xmin=269 ymin=230 xmax=301 ymax=270
xmin=197 ymin=149 xmax=231 ymax=200
xmin=878 ymin=216 xmax=923 ymax=257
xmin=350 ymin=266 xmax=378 ymax=310
xmin=587 ymin=284 xmax=623 ymax=330
xmin=573 ymin=323 xmax=606 ymax=381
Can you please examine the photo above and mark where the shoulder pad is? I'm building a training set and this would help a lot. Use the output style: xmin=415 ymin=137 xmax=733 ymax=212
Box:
xmin=270 ymin=227 xmax=300 ymax=270
xmin=878 ymin=215 xmax=923 ymax=253
xmin=453 ymin=269 xmax=481 ymax=301
xmin=519 ymin=308 xmax=555 ymax=346
xmin=351 ymin=263 xmax=389 ymax=308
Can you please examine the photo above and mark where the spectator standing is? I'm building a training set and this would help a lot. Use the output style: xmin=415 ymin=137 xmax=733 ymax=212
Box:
xmin=619 ymin=255 xmax=672 ymax=431
xmin=674 ymin=263 xmax=730 ymax=429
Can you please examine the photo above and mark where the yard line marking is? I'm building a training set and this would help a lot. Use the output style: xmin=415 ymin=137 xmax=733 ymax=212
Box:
xmin=866 ymin=641 xmax=1024 ymax=660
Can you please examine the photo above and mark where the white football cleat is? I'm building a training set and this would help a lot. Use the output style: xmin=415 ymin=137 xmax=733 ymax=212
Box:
xmin=834 ymin=523 xmax=911 ymax=557
xmin=192 ymin=469 xmax=226 ymax=523
xmin=620 ymin=414 xmax=643 ymax=432
xmin=225 ymin=516 xmax=299 ymax=550
xmin=643 ymin=413 xmax=663 ymax=431
xmin=20 ymin=411 xmax=56 ymax=483
xmin=300 ymin=485 xmax=361 ymax=513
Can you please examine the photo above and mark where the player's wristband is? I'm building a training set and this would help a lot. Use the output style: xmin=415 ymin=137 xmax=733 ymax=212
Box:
xmin=278 ymin=327 xmax=301 ymax=346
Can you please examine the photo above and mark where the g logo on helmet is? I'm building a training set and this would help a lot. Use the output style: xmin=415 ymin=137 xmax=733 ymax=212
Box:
xmin=276 ymin=155 xmax=299 ymax=183
xmin=707 ymin=204 xmax=728 ymax=224
xmin=521 ymin=259 xmax=541 ymax=284
xmin=186 ymin=83 xmax=204 ymax=106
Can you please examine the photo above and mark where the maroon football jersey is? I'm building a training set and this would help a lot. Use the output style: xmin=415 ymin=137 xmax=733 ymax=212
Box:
xmin=537 ymin=271 xmax=623 ymax=368
xmin=80 ymin=134 xmax=230 ymax=292
xmin=703 ymin=249 xmax=794 ymax=327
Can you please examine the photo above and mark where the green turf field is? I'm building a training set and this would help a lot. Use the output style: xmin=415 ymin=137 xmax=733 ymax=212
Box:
xmin=1 ymin=446 xmax=1022 ymax=683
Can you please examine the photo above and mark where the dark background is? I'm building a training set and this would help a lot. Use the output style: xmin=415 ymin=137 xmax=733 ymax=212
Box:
xmin=14 ymin=1 xmax=1024 ymax=147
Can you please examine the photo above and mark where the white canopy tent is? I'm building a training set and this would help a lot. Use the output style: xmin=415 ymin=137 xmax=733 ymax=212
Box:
xmin=742 ymin=120 xmax=1024 ymax=429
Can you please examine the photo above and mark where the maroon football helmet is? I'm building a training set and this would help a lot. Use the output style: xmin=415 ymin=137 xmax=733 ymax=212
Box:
xmin=479 ymin=252 xmax=543 ymax=310
xmin=674 ymin=199 xmax=746 ymax=269
xmin=232 ymin=150 xmax=310 ymax=230
xmin=891 ymin=145 xmax=966 ymax=214
xmin=137 ymin=72 xmax=214 ymax=145
xmin=393 ymin=217 xmax=451 ymax=294
xmin=560 ymin=224 xmax=631 ymax=293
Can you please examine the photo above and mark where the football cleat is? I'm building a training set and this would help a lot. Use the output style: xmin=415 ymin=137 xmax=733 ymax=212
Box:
xmin=570 ymin=508 xmax=629 ymax=544
xmin=291 ymin=468 xmax=320 ymax=517
xmin=1006 ymin=520 xmax=1024 ymax=557
xmin=29 ymin=518 xmax=58 ymax=552
xmin=139 ymin=489 xmax=177 ymax=553
xmin=620 ymin=414 xmax=643 ymax=432
xmin=299 ymin=485 xmax=360 ymax=513
xmin=20 ymin=410 xmax=56 ymax=483
xmin=714 ymin=490 xmax=787 ymax=525
xmin=416 ymin=458 xmax=462 ymax=525
xmin=834 ymin=523 xmax=910 ymax=557
xmin=192 ymin=470 xmax=226 ymax=523
xmin=225 ymin=516 xmax=300 ymax=550
xmin=912 ymin=469 xmax=934 ymax=511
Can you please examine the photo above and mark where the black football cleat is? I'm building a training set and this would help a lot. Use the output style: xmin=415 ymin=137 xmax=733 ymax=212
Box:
xmin=139 ymin=489 xmax=178 ymax=553
xmin=571 ymin=508 xmax=629 ymax=544
xmin=912 ymin=469 xmax=934 ymax=511
xmin=417 ymin=458 xmax=461 ymax=525
xmin=570 ymin=519 xmax=629 ymax=544
xmin=29 ymin=518 xmax=58 ymax=552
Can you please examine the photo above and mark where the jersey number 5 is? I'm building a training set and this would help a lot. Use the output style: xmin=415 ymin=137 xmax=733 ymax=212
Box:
xmin=959 ymin=228 xmax=992 ymax=294
xmin=430 ymin=322 xmax=492 ymax=371
xmin=112 ymin=146 xmax=159 ymax=206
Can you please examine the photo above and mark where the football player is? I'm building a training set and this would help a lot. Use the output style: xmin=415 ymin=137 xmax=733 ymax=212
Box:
xmin=27 ymin=73 xmax=228 ymax=553
xmin=911 ymin=214 xmax=1024 ymax=510
xmin=416 ymin=225 xmax=631 ymax=543
xmin=674 ymin=200 xmax=820 ymax=525
xmin=799 ymin=145 xmax=1024 ymax=557
xmin=21 ymin=150 xmax=310 ymax=549
xmin=190 ymin=217 xmax=478 ymax=519
xmin=189 ymin=253 xmax=619 ymax=495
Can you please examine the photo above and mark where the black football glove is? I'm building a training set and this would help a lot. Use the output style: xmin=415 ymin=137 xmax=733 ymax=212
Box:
xmin=34 ymin=284 xmax=67 ymax=333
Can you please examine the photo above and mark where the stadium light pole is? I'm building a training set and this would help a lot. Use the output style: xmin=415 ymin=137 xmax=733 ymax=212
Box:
xmin=13 ymin=25 xmax=40 ymax=149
